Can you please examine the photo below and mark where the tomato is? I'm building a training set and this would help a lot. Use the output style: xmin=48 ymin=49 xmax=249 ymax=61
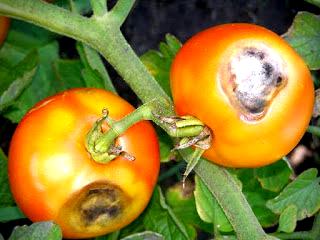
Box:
xmin=0 ymin=16 xmax=9 ymax=46
xmin=9 ymin=88 xmax=160 ymax=239
xmin=170 ymin=23 xmax=314 ymax=168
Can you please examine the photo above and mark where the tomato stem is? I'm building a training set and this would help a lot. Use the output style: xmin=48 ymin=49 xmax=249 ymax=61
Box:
xmin=90 ymin=0 xmax=107 ymax=17
xmin=107 ymin=0 xmax=136 ymax=27
xmin=181 ymin=149 xmax=279 ymax=240
xmin=86 ymin=99 xmax=208 ymax=164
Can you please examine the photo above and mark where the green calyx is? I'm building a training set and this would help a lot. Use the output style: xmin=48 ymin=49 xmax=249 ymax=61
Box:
xmin=85 ymin=109 xmax=135 ymax=164
xmin=85 ymin=110 xmax=119 ymax=164
xmin=85 ymin=103 xmax=210 ymax=165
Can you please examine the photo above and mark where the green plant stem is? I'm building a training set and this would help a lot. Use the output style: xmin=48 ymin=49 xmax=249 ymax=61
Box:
xmin=311 ymin=213 xmax=320 ymax=239
xmin=271 ymin=232 xmax=312 ymax=240
xmin=95 ymin=27 xmax=172 ymax=106
xmin=181 ymin=150 xmax=277 ymax=240
xmin=90 ymin=0 xmax=107 ymax=16
xmin=68 ymin=0 xmax=76 ymax=13
xmin=0 ymin=0 xmax=98 ymax=46
xmin=108 ymin=0 xmax=136 ymax=26
xmin=93 ymin=101 xmax=154 ymax=153
xmin=88 ymin=99 xmax=204 ymax=161
xmin=0 ymin=1 xmax=273 ymax=239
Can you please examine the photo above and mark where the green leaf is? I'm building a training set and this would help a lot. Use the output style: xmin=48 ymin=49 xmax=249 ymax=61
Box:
xmin=6 ymin=20 xmax=56 ymax=51
xmin=305 ymin=0 xmax=320 ymax=8
xmin=0 ymin=148 xmax=14 ymax=208
xmin=267 ymin=168 xmax=320 ymax=220
xmin=156 ymin=128 xmax=174 ymax=163
xmin=255 ymin=159 xmax=293 ymax=192
xmin=3 ymin=42 xmax=60 ymax=122
xmin=141 ymin=34 xmax=182 ymax=97
xmin=121 ymin=231 xmax=164 ymax=240
xmin=55 ymin=0 xmax=92 ymax=15
xmin=278 ymin=205 xmax=297 ymax=233
xmin=0 ymin=20 xmax=95 ymax=122
xmin=77 ymin=42 xmax=116 ymax=92
xmin=81 ymin=68 xmax=106 ymax=88
xmin=118 ymin=215 xmax=145 ymax=239
xmin=308 ymin=125 xmax=320 ymax=137
xmin=52 ymin=59 xmax=85 ymax=90
xmin=194 ymin=175 xmax=233 ymax=233
xmin=283 ymin=12 xmax=320 ymax=70
xmin=94 ymin=231 xmax=120 ymax=240
xmin=0 ymin=206 xmax=25 ymax=222
xmin=0 ymin=51 xmax=38 ymax=111
xmin=143 ymin=186 xmax=194 ymax=240
xmin=8 ymin=221 xmax=62 ymax=240
xmin=0 ymin=42 xmax=26 ymax=69
xmin=236 ymin=169 xmax=278 ymax=227
xmin=0 ymin=20 xmax=56 ymax=70
xmin=165 ymin=181 xmax=212 ymax=233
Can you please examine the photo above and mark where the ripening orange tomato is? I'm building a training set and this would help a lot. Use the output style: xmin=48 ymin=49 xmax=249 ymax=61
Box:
xmin=170 ymin=23 xmax=314 ymax=168
xmin=9 ymin=88 xmax=160 ymax=239
xmin=0 ymin=16 xmax=10 ymax=45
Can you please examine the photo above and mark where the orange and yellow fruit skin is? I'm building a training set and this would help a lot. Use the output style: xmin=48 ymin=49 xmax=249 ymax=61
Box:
xmin=171 ymin=23 xmax=314 ymax=168
xmin=9 ymin=88 xmax=160 ymax=239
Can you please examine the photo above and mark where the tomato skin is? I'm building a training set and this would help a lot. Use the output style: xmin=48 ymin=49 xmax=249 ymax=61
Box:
xmin=170 ymin=23 xmax=314 ymax=168
xmin=9 ymin=88 xmax=160 ymax=239
xmin=0 ymin=16 xmax=9 ymax=46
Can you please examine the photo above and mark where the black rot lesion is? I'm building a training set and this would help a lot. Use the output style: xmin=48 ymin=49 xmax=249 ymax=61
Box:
xmin=82 ymin=205 xmax=121 ymax=224
xmin=236 ymin=92 xmax=266 ymax=114
xmin=79 ymin=184 xmax=127 ymax=226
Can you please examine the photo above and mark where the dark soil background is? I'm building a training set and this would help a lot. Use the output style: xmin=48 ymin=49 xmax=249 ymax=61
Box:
xmin=1 ymin=0 xmax=320 ymax=239
xmin=125 ymin=0 xmax=318 ymax=54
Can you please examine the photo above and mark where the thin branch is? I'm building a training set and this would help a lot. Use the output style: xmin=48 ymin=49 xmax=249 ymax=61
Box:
xmin=68 ymin=0 xmax=77 ymax=13
xmin=271 ymin=231 xmax=312 ymax=240
xmin=0 ymin=0 xmax=99 ymax=47
xmin=90 ymin=0 xmax=107 ymax=17
xmin=109 ymin=0 xmax=136 ymax=26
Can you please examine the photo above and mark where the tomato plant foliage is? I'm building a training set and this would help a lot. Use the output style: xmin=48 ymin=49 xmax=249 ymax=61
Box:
xmin=0 ymin=0 xmax=320 ymax=240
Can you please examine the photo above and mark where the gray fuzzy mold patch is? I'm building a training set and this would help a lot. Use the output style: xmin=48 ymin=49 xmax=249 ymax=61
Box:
xmin=226 ymin=46 xmax=286 ymax=119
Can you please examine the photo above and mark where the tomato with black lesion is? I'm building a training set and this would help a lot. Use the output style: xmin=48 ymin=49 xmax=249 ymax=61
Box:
xmin=8 ymin=88 xmax=160 ymax=239
xmin=171 ymin=23 xmax=314 ymax=168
